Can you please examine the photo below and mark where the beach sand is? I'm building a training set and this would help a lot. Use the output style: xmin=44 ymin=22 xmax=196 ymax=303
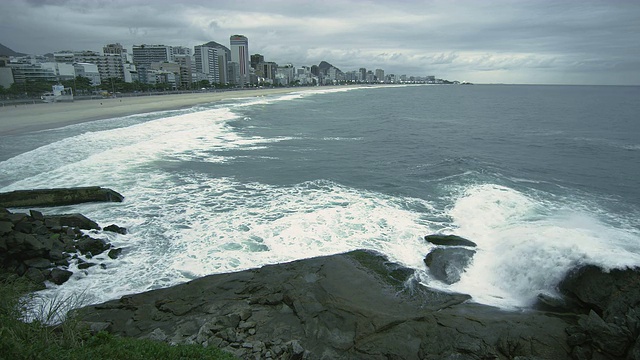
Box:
xmin=0 ymin=88 xmax=306 ymax=135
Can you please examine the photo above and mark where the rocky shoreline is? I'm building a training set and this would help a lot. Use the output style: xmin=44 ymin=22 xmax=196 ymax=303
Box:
xmin=0 ymin=207 xmax=126 ymax=289
xmin=0 ymin=187 xmax=126 ymax=289
xmin=2 ymin=189 xmax=640 ymax=359
xmin=74 ymin=249 xmax=640 ymax=360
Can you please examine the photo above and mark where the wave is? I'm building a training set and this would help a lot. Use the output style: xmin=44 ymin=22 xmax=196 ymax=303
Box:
xmin=432 ymin=183 xmax=640 ymax=308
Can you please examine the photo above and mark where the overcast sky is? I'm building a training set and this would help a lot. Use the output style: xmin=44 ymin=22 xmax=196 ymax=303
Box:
xmin=1 ymin=0 xmax=639 ymax=85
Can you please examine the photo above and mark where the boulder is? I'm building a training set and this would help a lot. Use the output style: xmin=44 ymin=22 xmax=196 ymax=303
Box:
xmin=424 ymin=234 xmax=477 ymax=247
xmin=103 ymin=224 xmax=127 ymax=235
xmin=44 ymin=214 xmax=100 ymax=230
xmin=108 ymin=248 xmax=123 ymax=259
xmin=424 ymin=247 xmax=475 ymax=284
xmin=0 ymin=208 xmax=119 ymax=290
xmin=49 ymin=268 xmax=73 ymax=285
xmin=75 ymin=236 xmax=110 ymax=256
xmin=0 ymin=186 xmax=124 ymax=208
xmin=74 ymin=250 xmax=571 ymax=359
xmin=0 ymin=220 xmax=14 ymax=235
xmin=558 ymin=265 xmax=640 ymax=358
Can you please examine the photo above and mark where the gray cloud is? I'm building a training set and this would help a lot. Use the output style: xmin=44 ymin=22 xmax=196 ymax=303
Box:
xmin=1 ymin=0 xmax=639 ymax=84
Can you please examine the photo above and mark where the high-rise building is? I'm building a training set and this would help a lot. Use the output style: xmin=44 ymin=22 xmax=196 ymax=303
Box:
xmin=230 ymin=35 xmax=249 ymax=86
xmin=174 ymin=55 xmax=192 ymax=88
xmin=250 ymin=54 xmax=264 ymax=70
xmin=103 ymin=43 xmax=126 ymax=55
xmin=375 ymin=69 xmax=385 ymax=83
xmin=194 ymin=41 xmax=232 ymax=85
xmin=54 ymin=50 xmax=125 ymax=82
xmin=171 ymin=46 xmax=192 ymax=59
xmin=132 ymin=44 xmax=172 ymax=68
xmin=359 ymin=68 xmax=367 ymax=82
xmin=194 ymin=41 xmax=231 ymax=84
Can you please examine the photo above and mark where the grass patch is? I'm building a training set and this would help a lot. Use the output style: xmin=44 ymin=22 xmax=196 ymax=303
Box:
xmin=0 ymin=272 xmax=236 ymax=360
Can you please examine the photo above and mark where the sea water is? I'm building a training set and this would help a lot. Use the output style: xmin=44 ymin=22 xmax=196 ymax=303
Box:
xmin=1 ymin=84 xmax=639 ymax=310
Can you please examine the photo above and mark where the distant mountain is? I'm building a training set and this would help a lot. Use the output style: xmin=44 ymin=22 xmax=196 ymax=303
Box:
xmin=0 ymin=43 xmax=25 ymax=57
xmin=318 ymin=61 xmax=342 ymax=75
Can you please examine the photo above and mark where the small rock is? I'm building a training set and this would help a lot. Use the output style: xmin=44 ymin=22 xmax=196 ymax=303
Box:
xmin=239 ymin=320 xmax=257 ymax=329
xmin=289 ymin=340 xmax=305 ymax=356
xmin=103 ymin=224 xmax=127 ymax=235
xmin=78 ymin=262 xmax=97 ymax=270
xmin=108 ymin=248 xmax=123 ymax=259
xmin=239 ymin=308 xmax=252 ymax=321
xmin=75 ymin=236 xmax=110 ymax=256
xmin=146 ymin=328 xmax=168 ymax=342
xmin=49 ymin=268 xmax=73 ymax=285
xmin=424 ymin=234 xmax=477 ymax=247
xmin=29 ymin=210 xmax=45 ymax=221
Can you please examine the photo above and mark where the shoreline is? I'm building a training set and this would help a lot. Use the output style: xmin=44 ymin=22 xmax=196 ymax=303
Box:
xmin=0 ymin=87 xmax=323 ymax=136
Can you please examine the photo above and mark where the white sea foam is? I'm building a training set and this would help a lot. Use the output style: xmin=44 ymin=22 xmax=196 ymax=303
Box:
xmin=4 ymin=86 xmax=639 ymax=315
xmin=433 ymin=184 xmax=640 ymax=308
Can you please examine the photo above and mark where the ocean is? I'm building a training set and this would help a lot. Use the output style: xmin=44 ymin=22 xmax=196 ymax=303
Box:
xmin=1 ymin=84 xmax=639 ymax=310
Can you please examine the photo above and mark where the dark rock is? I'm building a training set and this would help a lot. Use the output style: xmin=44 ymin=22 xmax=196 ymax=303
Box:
xmin=0 ymin=186 xmax=124 ymax=208
xmin=49 ymin=268 xmax=73 ymax=285
xmin=24 ymin=267 xmax=46 ymax=284
xmin=579 ymin=310 xmax=631 ymax=357
xmin=77 ymin=262 xmax=97 ymax=270
xmin=45 ymin=214 xmax=100 ymax=230
xmin=424 ymin=247 xmax=475 ymax=284
xmin=108 ymin=248 xmax=123 ymax=259
xmin=13 ymin=219 xmax=33 ymax=233
xmin=560 ymin=265 xmax=640 ymax=321
xmin=0 ymin=220 xmax=13 ymax=235
xmin=424 ymin=234 xmax=477 ymax=247
xmin=23 ymin=257 xmax=52 ymax=269
xmin=29 ymin=209 xmax=45 ymax=221
xmin=74 ymin=250 xmax=572 ymax=359
xmin=75 ymin=236 xmax=110 ymax=256
xmin=104 ymin=224 xmax=127 ymax=235
xmin=12 ymin=233 xmax=48 ymax=259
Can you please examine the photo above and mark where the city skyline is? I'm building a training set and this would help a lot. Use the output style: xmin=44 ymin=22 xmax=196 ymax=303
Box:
xmin=1 ymin=0 xmax=639 ymax=85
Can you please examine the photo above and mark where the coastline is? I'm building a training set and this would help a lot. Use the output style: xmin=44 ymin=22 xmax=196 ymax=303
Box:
xmin=0 ymin=87 xmax=316 ymax=136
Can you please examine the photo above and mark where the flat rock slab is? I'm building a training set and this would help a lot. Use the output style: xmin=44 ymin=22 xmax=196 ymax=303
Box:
xmin=0 ymin=187 xmax=124 ymax=208
xmin=75 ymin=250 xmax=573 ymax=359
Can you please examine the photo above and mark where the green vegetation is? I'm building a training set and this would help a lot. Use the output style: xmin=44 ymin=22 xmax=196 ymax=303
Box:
xmin=0 ymin=273 xmax=236 ymax=360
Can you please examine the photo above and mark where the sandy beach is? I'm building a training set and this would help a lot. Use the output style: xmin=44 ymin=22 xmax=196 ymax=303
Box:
xmin=0 ymin=88 xmax=306 ymax=135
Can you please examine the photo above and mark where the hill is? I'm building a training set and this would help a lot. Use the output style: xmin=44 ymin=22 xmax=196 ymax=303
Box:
xmin=318 ymin=60 xmax=342 ymax=75
xmin=0 ymin=43 xmax=25 ymax=57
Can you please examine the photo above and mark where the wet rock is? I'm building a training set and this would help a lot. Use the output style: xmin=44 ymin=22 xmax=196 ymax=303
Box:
xmin=0 ymin=187 xmax=124 ymax=208
xmin=75 ymin=236 xmax=110 ymax=256
xmin=45 ymin=214 xmax=100 ymax=230
xmin=424 ymin=247 xmax=475 ymax=284
xmin=75 ymin=250 xmax=572 ymax=359
xmin=104 ymin=224 xmax=127 ymax=235
xmin=49 ymin=268 xmax=73 ymax=285
xmin=424 ymin=234 xmax=477 ymax=247
xmin=108 ymin=248 xmax=123 ymax=259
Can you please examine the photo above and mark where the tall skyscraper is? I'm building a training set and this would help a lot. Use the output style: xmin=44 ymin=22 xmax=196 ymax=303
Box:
xmin=230 ymin=35 xmax=249 ymax=86
xmin=194 ymin=41 xmax=231 ymax=85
